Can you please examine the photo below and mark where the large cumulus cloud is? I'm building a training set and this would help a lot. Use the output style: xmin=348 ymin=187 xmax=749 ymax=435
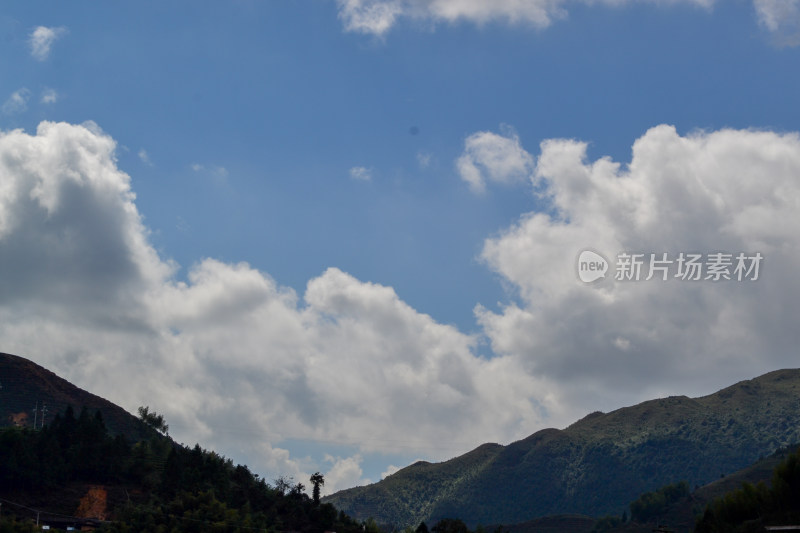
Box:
xmin=2 ymin=120 xmax=798 ymax=495
xmin=476 ymin=124 xmax=800 ymax=410
xmin=0 ymin=121 xmax=550 ymax=491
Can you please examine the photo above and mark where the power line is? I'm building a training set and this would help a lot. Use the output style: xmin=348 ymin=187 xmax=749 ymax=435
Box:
xmin=0 ymin=497 xmax=106 ymax=525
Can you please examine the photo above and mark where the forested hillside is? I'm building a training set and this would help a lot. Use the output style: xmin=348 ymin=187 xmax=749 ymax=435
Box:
xmin=0 ymin=406 xmax=363 ymax=532
xmin=326 ymin=369 xmax=800 ymax=528
xmin=0 ymin=352 xmax=363 ymax=533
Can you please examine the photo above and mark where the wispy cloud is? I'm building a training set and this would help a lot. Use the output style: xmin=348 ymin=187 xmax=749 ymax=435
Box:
xmin=336 ymin=0 xmax=798 ymax=46
xmin=2 ymin=88 xmax=31 ymax=115
xmin=754 ymin=0 xmax=800 ymax=46
xmin=138 ymin=149 xmax=153 ymax=166
xmin=40 ymin=88 xmax=58 ymax=104
xmin=337 ymin=0 xmax=402 ymax=36
xmin=29 ymin=26 xmax=68 ymax=61
xmin=176 ymin=216 xmax=190 ymax=232
xmin=417 ymin=152 xmax=432 ymax=169
xmin=337 ymin=0 xmax=710 ymax=36
xmin=349 ymin=166 xmax=373 ymax=181
xmin=192 ymin=163 xmax=229 ymax=185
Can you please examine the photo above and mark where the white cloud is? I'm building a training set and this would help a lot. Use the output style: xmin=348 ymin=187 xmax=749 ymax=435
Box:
xmin=0 ymin=121 xmax=549 ymax=482
xmin=0 ymin=121 xmax=171 ymax=310
xmin=2 ymin=120 xmax=799 ymax=491
xmin=2 ymin=88 xmax=31 ymax=115
xmin=417 ymin=152 xmax=433 ymax=168
xmin=338 ymin=0 xmax=404 ymax=36
xmin=323 ymin=454 xmax=371 ymax=494
xmin=456 ymin=128 xmax=534 ymax=194
xmin=476 ymin=124 xmax=800 ymax=410
xmin=138 ymin=149 xmax=153 ymax=166
xmin=192 ymin=163 xmax=229 ymax=185
xmin=381 ymin=464 xmax=401 ymax=479
xmin=337 ymin=0 xmax=713 ymax=36
xmin=336 ymin=0 xmax=796 ymax=46
xmin=349 ymin=166 xmax=373 ymax=181
xmin=754 ymin=0 xmax=800 ymax=46
xmin=337 ymin=0 xmax=563 ymax=34
xmin=41 ymin=88 xmax=58 ymax=105
xmin=29 ymin=26 xmax=67 ymax=61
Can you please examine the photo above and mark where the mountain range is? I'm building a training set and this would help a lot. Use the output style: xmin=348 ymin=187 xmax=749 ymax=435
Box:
xmin=324 ymin=369 xmax=800 ymax=528
xmin=3 ymin=351 xmax=799 ymax=531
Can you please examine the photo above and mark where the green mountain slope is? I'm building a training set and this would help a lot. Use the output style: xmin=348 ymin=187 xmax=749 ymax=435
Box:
xmin=624 ymin=444 xmax=800 ymax=533
xmin=471 ymin=445 xmax=800 ymax=533
xmin=325 ymin=369 xmax=800 ymax=528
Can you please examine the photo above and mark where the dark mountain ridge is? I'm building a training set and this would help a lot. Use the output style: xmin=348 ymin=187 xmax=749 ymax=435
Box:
xmin=0 ymin=351 xmax=365 ymax=533
xmin=325 ymin=369 xmax=800 ymax=528
xmin=0 ymin=352 xmax=151 ymax=442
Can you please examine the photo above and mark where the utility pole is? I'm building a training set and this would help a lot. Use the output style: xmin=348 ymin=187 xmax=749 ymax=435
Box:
xmin=41 ymin=404 xmax=48 ymax=429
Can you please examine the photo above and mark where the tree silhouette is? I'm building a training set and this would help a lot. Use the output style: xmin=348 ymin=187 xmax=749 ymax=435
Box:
xmin=431 ymin=518 xmax=469 ymax=533
xmin=310 ymin=472 xmax=325 ymax=505
xmin=137 ymin=405 xmax=169 ymax=435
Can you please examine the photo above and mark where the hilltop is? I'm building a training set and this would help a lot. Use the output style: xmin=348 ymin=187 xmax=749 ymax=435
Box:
xmin=0 ymin=352 xmax=150 ymax=442
xmin=0 ymin=352 xmax=364 ymax=533
xmin=324 ymin=369 xmax=800 ymax=528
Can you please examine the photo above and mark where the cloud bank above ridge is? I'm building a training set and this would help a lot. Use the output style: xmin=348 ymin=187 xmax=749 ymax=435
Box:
xmin=0 ymin=121 xmax=552 ymax=490
xmin=1 ymin=120 xmax=799 ymax=493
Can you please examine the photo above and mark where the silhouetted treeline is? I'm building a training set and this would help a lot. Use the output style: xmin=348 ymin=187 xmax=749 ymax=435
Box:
xmin=0 ymin=407 xmax=362 ymax=533
xmin=0 ymin=517 xmax=37 ymax=533
xmin=695 ymin=446 xmax=800 ymax=532
xmin=400 ymin=518 xmax=505 ymax=533
xmin=0 ymin=406 xmax=130 ymax=488
xmin=629 ymin=480 xmax=689 ymax=523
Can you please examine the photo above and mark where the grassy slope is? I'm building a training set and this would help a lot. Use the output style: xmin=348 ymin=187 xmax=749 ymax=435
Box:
xmin=327 ymin=443 xmax=504 ymax=528
xmin=325 ymin=369 xmax=800 ymax=528
xmin=478 ymin=447 xmax=799 ymax=533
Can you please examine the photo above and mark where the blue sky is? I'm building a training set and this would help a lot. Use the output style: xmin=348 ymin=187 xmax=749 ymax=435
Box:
xmin=2 ymin=0 xmax=800 ymax=494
